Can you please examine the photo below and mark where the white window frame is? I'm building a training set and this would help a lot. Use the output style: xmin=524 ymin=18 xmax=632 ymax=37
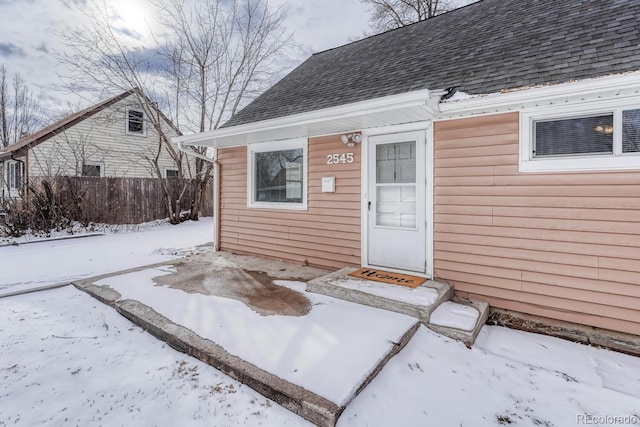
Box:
xmin=80 ymin=162 xmax=105 ymax=177
xmin=247 ymin=138 xmax=308 ymax=210
xmin=8 ymin=161 xmax=20 ymax=189
xmin=126 ymin=106 xmax=146 ymax=137
xmin=164 ymin=167 xmax=179 ymax=179
xmin=520 ymin=99 xmax=640 ymax=172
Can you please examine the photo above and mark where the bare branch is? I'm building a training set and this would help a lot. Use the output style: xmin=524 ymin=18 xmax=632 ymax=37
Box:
xmin=362 ymin=0 xmax=472 ymax=33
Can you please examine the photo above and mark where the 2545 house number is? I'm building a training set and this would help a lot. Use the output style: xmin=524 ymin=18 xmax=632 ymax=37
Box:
xmin=326 ymin=153 xmax=354 ymax=164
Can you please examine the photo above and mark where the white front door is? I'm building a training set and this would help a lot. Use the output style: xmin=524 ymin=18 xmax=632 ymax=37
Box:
xmin=367 ymin=131 xmax=426 ymax=273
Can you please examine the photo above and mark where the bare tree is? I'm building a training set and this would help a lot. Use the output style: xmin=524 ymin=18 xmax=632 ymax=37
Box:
xmin=0 ymin=65 xmax=45 ymax=148
xmin=362 ymin=0 xmax=472 ymax=33
xmin=55 ymin=0 xmax=196 ymax=224
xmin=154 ymin=0 xmax=291 ymax=220
xmin=56 ymin=0 xmax=291 ymax=222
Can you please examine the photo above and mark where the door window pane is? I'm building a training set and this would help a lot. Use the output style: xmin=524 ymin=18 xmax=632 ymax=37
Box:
xmin=376 ymin=186 xmax=416 ymax=228
xmin=376 ymin=141 xmax=416 ymax=183
xmin=375 ymin=141 xmax=417 ymax=229
xmin=623 ymin=109 xmax=640 ymax=153
xmin=254 ymin=149 xmax=303 ymax=203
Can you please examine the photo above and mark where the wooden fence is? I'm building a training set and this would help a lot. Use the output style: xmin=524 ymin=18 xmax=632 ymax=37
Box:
xmin=31 ymin=176 xmax=213 ymax=224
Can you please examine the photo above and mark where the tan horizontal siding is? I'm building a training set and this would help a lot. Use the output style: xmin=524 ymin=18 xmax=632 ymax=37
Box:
xmin=217 ymin=135 xmax=361 ymax=269
xmin=434 ymin=112 xmax=640 ymax=335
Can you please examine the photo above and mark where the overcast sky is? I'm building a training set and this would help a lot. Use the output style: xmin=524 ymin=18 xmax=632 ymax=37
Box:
xmin=0 ymin=0 xmax=371 ymax=116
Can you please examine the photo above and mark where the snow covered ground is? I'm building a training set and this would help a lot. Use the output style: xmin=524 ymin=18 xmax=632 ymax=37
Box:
xmin=343 ymin=326 xmax=640 ymax=426
xmin=0 ymin=218 xmax=213 ymax=296
xmin=1 ymin=219 xmax=639 ymax=426
xmin=0 ymin=286 xmax=308 ymax=426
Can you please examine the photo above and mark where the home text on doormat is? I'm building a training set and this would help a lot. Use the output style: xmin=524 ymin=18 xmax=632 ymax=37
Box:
xmin=348 ymin=268 xmax=426 ymax=288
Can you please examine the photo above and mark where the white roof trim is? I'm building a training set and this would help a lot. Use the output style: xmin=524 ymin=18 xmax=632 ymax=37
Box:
xmin=173 ymin=71 xmax=640 ymax=148
xmin=173 ymin=88 xmax=443 ymax=148
xmin=439 ymin=71 xmax=640 ymax=116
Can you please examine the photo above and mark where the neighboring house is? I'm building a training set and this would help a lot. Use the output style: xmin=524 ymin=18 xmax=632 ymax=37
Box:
xmin=0 ymin=89 xmax=185 ymax=199
xmin=175 ymin=0 xmax=640 ymax=338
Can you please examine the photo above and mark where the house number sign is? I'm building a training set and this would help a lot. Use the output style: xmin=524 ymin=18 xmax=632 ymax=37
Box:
xmin=326 ymin=153 xmax=354 ymax=164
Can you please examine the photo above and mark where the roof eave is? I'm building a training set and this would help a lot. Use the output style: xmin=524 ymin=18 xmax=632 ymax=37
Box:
xmin=173 ymin=88 xmax=444 ymax=148
xmin=439 ymin=71 xmax=640 ymax=116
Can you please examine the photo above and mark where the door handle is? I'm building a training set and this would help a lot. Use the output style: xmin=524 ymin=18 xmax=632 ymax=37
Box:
xmin=368 ymin=201 xmax=371 ymax=211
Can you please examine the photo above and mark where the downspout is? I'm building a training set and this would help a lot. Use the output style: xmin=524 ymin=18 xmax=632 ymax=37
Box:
xmin=177 ymin=141 xmax=220 ymax=251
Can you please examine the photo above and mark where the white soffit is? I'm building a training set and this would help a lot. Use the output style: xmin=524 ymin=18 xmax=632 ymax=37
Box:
xmin=173 ymin=89 xmax=440 ymax=148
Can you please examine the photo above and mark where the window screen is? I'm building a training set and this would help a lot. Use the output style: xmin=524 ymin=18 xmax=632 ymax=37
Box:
xmin=623 ymin=109 xmax=640 ymax=153
xmin=534 ymin=114 xmax=613 ymax=157
xmin=254 ymin=149 xmax=303 ymax=203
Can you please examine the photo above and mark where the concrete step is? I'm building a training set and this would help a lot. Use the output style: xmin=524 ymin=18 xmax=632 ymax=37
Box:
xmin=306 ymin=267 xmax=489 ymax=345
xmin=306 ymin=267 xmax=453 ymax=325
xmin=427 ymin=296 xmax=490 ymax=346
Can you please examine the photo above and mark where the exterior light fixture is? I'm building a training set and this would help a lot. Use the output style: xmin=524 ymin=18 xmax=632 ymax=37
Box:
xmin=341 ymin=132 xmax=362 ymax=147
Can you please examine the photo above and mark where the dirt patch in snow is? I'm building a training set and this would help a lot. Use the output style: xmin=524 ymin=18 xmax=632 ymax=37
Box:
xmin=154 ymin=256 xmax=311 ymax=317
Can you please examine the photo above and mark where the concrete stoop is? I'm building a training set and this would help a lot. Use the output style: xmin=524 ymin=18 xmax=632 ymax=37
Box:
xmin=306 ymin=267 xmax=489 ymax=346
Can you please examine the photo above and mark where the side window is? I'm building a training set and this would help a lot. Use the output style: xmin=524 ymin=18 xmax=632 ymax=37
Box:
xmin=8 ymin=162 xmax=21 ymax=189
xmin=534 ymin=114 xmax=613 ymax=157
xmin=520 ymin=105 xmax=640 ymax=172
xmin=126 ymin=107 xmax=145 ymax=136
xmin=165 ymin=169 xmax=179 ymax=179
xmin=81 ymin=164 xmax=102 ymax=177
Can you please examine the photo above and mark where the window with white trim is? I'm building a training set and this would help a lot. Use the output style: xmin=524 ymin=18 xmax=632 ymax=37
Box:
xmin=247 ymin=139 xmax=307 ymax=210
xmin=520 ymin=103 xmax=640 ymax=172
xmin=165 ymin=168 xmax=179 ymax=179
xmin=126 ymin=107 xmax=145 ymax=136
xmin=8 ymin=162 xmax=21 ymax=189
xmin=81 ymin=163 xmax=102 ymax=177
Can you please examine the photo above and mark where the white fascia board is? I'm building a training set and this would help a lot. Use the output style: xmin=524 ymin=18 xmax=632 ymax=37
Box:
xmin=439 ymin=71 xmax=640 ymax=116
xmin=173 ymin=88 xmax=440 ymax=148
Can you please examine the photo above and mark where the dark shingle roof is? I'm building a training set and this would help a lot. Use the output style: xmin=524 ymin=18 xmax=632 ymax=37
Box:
xmin=224 ymin=0 xmax=640 ymax=128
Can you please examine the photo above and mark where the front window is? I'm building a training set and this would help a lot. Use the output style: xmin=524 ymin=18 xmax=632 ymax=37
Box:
xmin=248 ymin=139 xmax=307 ymax=209
xmin=126 ymin=107 xmax=145 ymax=136
xmin=520 ymin=103 xmax=640 ymax=172
xmin=255 ymin=149 xmax=303 ymax=203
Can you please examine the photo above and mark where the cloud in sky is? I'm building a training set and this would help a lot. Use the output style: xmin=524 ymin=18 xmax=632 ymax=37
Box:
xmin=0 ymin=42 xmax=26 ymax=58
xmin=0 ymin=0 xmax=371 ymax=116
xmin=112 ymin=25 xmax=143 ymax=40
xmin=35 ymin=43 xmax=49 ymax=54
